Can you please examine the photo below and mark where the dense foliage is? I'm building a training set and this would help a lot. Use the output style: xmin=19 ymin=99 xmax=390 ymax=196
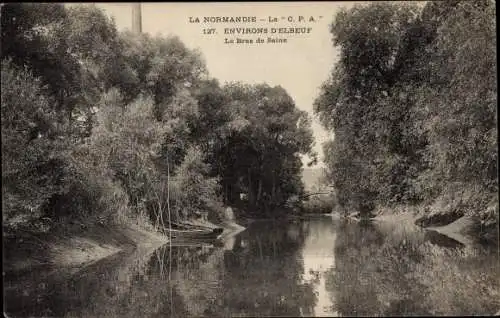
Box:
xmin=314 ymin=1 xmax=497 ymax=227
xmin=1 ymin=3 xmax=315 ymax=233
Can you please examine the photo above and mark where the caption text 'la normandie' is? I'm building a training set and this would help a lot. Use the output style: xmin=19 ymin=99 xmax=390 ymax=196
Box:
xmin=189 ymin=15 xmax=322 ymax=45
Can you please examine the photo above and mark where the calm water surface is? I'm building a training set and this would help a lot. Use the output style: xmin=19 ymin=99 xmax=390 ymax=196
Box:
xmin=4 ymin=216 xmax=500 ymax=317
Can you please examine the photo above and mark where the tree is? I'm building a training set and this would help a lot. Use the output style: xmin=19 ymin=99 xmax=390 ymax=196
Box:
xmin=1 ymin=60 xmax=71 ymax=230
xmin=2 ymin=2 xmax=318 ymax=236
xmin=214 ymin=83 xmax=316 ymax=215
xmin=416 ymin=0 xmax=497 ymax=222
xmin=315 ymin=2 xmax=424 ymax=214
xmin=315 ymin=0 xmax=497 ymax=226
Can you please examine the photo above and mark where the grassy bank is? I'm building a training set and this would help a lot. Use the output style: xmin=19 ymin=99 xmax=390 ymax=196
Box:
xmin=3 ymin=222 xmax=168 ymax=274
xmin=4 ymin=203 xmax=246 ymax=275
xmin=373 ymin=205 xmax=498 ymax=248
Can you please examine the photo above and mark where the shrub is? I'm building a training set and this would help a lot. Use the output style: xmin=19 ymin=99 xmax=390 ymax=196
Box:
xmin=1 ymin=59 xmax=71 ymax=231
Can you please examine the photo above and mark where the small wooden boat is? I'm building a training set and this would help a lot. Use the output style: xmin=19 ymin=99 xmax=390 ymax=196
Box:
xmin=166 ymin=227 xmax=224 ymax=241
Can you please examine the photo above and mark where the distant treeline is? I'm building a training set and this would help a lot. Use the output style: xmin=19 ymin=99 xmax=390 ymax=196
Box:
xmin=315 ymin=1 xmax=497 ymax=226
xmin=1 ymin=3 xmax=316 ymax=233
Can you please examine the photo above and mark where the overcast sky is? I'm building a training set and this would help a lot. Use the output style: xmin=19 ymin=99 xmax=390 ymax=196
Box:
xmin=88 ymin=2 xmax=360 ymax=168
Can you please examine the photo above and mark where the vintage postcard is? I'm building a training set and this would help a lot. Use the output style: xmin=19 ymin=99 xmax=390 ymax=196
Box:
xmin=2 ymin=2 xmax=498 ymax=317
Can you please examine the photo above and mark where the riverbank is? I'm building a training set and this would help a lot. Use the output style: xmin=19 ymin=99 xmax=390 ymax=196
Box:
xmin=4 ymin=215 xmax=246 ymax=275
xmin=372 ymin=206 xmax=498 ymax=248
xmin=3 ymin=223 xmax=169 ymax=274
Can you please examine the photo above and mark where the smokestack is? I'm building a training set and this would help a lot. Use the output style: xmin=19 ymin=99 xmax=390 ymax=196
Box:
xmin=132 ymin=3 xmax=142 ymax=34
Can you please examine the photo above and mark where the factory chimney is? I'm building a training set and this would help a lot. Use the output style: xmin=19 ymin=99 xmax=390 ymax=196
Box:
xmin=132 ymin=3 xmax=142 ymax=34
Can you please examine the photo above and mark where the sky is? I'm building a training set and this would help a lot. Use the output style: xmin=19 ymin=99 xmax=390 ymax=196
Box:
xmin=87 ymin=2 xmax=360 ymax=167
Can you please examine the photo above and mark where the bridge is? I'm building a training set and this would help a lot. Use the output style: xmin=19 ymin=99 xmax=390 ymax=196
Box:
xmin=300 ymin=185 xmax=335 ymax=200
xmin=300 ymin=191 xmax=333 ymax=200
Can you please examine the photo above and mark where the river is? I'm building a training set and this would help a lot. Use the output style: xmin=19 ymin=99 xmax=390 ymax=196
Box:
xmin=4 ymin=215 xmax=500 ymax=317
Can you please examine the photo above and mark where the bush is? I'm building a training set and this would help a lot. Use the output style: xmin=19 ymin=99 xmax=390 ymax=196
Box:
xmin=170 ymin=146 xmax=223 ymax=222
xmin=1 ymin=59 xmax=71 ymax=230
xmin=302 ymin=194 xmax=335 ymax=214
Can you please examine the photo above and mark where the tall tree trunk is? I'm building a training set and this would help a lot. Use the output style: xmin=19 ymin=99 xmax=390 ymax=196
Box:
xmin=248 ymin=168 xmax=254 ymax=207
xmin=257 ymin=178 xmax=263 ymax=203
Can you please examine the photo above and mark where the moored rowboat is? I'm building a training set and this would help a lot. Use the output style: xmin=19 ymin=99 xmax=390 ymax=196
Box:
xmin=166 ymin=227 xmax=224 ymax=240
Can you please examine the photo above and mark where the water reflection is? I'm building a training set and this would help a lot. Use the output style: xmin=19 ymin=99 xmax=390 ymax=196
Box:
xmin=327 ymin=219 xmax=499 ymax=316
xmin=220 ymin=220 xmax=317 ymax=317
xmin=299 ymin=218 xmax=338 ymax=317
xmin=327 ymin=220 xmax=430 ymax=316
xmin=4 ymin=216 xmax=500 ymax=317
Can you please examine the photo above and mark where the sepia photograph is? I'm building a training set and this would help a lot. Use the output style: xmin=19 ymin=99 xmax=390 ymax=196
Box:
xmin=2 ymin=1 xmax=498 ymax=317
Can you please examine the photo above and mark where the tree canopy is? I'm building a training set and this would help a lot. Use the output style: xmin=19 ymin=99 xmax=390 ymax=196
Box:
xmin=1 ymin=3 xmax=315 ymax=233
xmin=314 ymin=0 xmax=497 ymax=225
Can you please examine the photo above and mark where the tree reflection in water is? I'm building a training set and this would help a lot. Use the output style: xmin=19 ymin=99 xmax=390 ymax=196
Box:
xmin=325 ymin=219 xmax=499 ymax=316
xmin=325 ymin=220 xmax=431 ymax=316
xmin=5 ymin=217 xmax=499 ymax=317
xmin=220 ymin=220 xmax=318 ymax=317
